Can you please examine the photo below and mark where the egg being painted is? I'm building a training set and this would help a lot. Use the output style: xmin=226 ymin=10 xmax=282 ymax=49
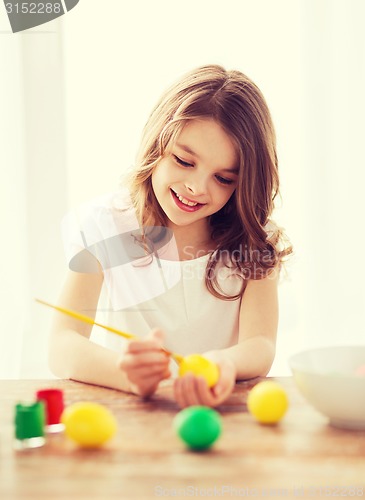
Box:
xmin=178 ymin=354 xmax=219 ymax=388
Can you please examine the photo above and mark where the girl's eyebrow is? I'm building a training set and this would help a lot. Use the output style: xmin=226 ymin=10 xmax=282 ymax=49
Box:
xmin=175 ymin=142 xmax=239 ymax=174
xmin=220 ymin=167 xmax=239 ymax=174
xmin=176 ymin=142 xmax=201 ymax=159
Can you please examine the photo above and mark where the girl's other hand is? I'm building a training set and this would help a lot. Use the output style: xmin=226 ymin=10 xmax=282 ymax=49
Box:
xmin=116 ymin=328 xmax=171 ymax=397
xmin=173 ymin=351 xmax=236 ymax=408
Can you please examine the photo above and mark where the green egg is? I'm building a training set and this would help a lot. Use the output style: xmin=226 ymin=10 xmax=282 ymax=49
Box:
xmin=173 ymin=406 xmax=222 ymax=450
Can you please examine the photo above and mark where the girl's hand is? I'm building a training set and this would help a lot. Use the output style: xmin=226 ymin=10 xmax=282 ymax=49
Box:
xmin=173 ymin=351 xmax=237 ymax=408
xmin=116 ymin=328 xmax=171 ymax=397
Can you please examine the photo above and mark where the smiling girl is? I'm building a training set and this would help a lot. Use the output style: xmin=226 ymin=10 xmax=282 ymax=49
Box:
xmin=49 ymin=65 xmax=292 ymax=408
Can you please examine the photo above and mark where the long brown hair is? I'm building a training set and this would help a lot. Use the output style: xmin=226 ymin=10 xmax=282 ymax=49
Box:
xmin=124 ymin=64 xmax=292 ymax=300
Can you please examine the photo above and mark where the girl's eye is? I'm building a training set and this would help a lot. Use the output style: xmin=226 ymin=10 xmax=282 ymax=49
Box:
xmin=173 ymin=154 xmax=234 ymax=186
xmin=215 ymin=175 xmax=234 ymax=185
xmin=173 ymin=155 xmax=193 ymax=167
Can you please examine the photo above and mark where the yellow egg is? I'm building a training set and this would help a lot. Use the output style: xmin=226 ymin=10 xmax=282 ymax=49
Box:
xmin=61 ymin=402 xmax=117 ymax=447
xmin=178 ymin=354 xmax=220 ymax=388
xmin=247 ymin=381 xmax=288 ymax=424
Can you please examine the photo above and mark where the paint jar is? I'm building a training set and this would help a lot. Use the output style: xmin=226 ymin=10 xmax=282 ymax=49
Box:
xmin=14 ymin=401 xmax=45 ymax=450
xmin=36 ymin=388 xmax=65 ymax=433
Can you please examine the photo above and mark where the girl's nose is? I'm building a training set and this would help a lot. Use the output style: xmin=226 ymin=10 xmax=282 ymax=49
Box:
xmin=184 ymin=176 xmax=207 ymax=196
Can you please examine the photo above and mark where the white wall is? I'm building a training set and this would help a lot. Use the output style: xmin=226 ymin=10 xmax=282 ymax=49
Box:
xmin=61 ymin=0 xmax=301 ymax=375
xmin=61 ymin=0 xmax=300 ymax=206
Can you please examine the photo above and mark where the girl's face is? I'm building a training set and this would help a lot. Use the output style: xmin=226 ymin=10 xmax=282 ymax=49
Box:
xmin=151 ymin=118 xmax=239 ymax=235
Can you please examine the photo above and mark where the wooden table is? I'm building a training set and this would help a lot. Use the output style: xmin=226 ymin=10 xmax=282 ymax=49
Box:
xmin=0 ymin=378 xmax=364 ymax=499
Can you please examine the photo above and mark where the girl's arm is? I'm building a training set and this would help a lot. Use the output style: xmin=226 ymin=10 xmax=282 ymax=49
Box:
xmin=49 ymin=265 xmax=170 ymax=395
xmin=48 ymin=266 xmax=133 ymax=392
xmin=220 ymin=264 xmax=279 ymax=379
xmin=174 ymin=266 xmax=279 ymax=408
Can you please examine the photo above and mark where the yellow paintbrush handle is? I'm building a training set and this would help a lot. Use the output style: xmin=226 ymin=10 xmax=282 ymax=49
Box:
xmin=35 ymin=298 xmax=183 ymax=364
xmin=35 ymin=299 xmax=135 ymax=339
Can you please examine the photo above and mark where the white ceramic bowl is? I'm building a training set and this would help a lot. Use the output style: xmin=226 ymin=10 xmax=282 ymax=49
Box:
xmin=288 ymin=346 xmax=365 ymax=430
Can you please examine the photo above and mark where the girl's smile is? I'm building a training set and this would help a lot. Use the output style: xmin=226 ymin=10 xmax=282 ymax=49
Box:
xmin=152 ymin=118 xmax=238 ymax=235
xmin=170 ymin=188 xmax=206 ymax=212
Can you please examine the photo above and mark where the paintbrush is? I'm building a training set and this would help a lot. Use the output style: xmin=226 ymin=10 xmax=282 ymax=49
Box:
xmin=35 ymin=298 xmax=183 ymax=364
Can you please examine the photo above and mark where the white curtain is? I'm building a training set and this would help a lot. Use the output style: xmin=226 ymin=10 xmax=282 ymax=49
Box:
xmin=0 ymin=34 xmax=28 ymax=378
xmin=1 ymin=0 xmax=364 ymax=379
xmin=0 ymin=16 xmax=68 ymax=377
xmin=272 ymin=0 xmax=365 ymax=372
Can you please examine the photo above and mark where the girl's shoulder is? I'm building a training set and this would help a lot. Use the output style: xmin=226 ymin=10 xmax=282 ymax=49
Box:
xmin=61 ymin=189 xmax=139 ymax=267
xmin=68 ymin=188 xmax=137 ymax=231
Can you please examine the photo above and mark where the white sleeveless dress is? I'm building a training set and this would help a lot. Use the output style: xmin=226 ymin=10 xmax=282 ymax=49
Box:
xmin=61 ymin=190 xmax=246 ymax=358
